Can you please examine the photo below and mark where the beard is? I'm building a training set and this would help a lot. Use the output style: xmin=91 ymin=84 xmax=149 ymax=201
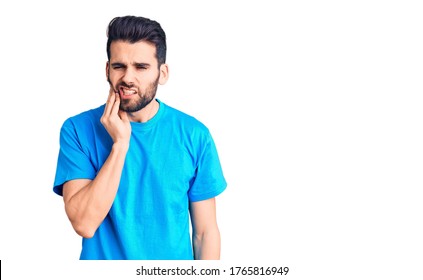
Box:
xmin=107 ymin=74 xmax=160 ymax=113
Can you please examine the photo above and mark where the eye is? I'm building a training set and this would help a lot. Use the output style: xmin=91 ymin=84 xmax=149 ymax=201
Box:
xmin=111 ymin=63 xmax=125 ymax=70
xmin=136 ymin=65 xmax=148 ymax=70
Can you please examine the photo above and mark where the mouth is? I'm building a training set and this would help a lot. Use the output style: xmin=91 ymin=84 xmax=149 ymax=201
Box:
xmin=119 ymin=87 xmax=137 ymax=98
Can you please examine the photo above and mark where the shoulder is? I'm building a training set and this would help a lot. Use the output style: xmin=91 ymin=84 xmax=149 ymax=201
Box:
xmin=160 ymin=101 xmax=209 ymax=135
xmin=61 ymin=104 xmax=105 ymax=129
xmin=59 ymin=105 xmax=106 ymax=140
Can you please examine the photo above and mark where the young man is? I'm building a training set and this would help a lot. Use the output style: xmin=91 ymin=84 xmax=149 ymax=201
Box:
xmin=53 ymin=16 xmax=226 ymax=260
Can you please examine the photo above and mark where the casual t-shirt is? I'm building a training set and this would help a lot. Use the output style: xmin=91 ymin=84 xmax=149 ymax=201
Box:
xmin=53 ymin=99 xmax=227 ymax=260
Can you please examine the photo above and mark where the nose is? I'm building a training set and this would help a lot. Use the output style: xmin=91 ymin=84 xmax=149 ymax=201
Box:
xmin=121 ymin=68 xmax=136 ymax=86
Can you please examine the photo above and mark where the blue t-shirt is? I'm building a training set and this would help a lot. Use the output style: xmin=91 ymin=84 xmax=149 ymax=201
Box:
xmin=53 ymin=99 xmax=226 ymax=260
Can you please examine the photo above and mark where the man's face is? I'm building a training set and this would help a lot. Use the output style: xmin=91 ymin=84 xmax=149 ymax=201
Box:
xmin=107 ymin=40 xmax=161 ymax=112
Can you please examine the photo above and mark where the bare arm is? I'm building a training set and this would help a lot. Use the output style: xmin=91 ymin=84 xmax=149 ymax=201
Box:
xmin=190 ymin=198 xmax=221 ymax=260
xmin=63 ymin=90 xmax=131 ymax=238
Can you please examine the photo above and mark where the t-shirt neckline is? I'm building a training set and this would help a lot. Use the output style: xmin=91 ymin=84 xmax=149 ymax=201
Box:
xmin=129 ymin=99 xmax=165 ymax=131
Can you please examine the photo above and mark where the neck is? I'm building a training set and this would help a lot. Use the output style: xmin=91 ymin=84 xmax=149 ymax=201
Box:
xmin=126 ymin=99 xmax=159 ymax=123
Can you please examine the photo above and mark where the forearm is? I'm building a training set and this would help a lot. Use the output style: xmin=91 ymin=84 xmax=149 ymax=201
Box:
xmin=65 ymin=142 xmax=128 ymax=238
xmin=193 ymin=227 xmax=221 ymax=260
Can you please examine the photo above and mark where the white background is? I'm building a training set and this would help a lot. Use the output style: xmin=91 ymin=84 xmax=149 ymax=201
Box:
xmin=0 ymin=0 xmax=422 ymax=279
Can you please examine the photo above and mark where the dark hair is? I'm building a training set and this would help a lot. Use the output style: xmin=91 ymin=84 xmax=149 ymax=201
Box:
xmin=106 ymin=16 xmax=167 ymax=66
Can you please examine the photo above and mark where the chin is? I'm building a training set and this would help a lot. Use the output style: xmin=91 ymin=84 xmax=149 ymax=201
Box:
xmin=120 ymin=97 xmax=154 ymax=113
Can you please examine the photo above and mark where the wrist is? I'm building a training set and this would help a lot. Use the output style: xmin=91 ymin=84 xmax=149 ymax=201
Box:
xmin=112 ymin=141 xmax=129 ymax=153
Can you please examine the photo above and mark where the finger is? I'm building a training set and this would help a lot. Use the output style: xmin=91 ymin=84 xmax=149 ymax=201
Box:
xmin=111 ymin=93 xmax=120 ymax=116
xmin=104 ymin=91 xmax=116 ymax=117
xmin=106 ymin=87 xmax=116 ymax=104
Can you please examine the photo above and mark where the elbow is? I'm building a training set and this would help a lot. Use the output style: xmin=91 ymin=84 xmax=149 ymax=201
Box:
xmin=71 ymin=221 xmax=97 ymax=239
xmin=65 ymin=206 xmax=98 ymax=238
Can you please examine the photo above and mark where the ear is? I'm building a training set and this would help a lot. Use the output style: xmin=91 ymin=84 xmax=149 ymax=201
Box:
xmin=158 ymin=63 xmax=169 ymax=85
xmin=105 ymin=61 xmax=110 ymax=81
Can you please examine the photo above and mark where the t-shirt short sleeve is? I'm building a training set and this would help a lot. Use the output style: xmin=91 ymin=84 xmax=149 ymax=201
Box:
xmin=53 ymin=119 xmax=97 ymax=196
xmin=188 ymin=131 xmax=227 ymax=202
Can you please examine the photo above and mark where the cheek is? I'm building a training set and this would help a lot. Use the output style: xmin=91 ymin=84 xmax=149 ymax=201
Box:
xmin=135 ymin=74 xmax=153 ymax=86
xmin=108 ymin=72 xmax=120 ymax=83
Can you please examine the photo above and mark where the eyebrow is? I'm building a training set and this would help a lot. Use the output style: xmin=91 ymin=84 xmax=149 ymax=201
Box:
xmin=110 ymin=62 xmax=151 ymax=68
xmin=134 ymin=63 xmax=150 ymax=68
